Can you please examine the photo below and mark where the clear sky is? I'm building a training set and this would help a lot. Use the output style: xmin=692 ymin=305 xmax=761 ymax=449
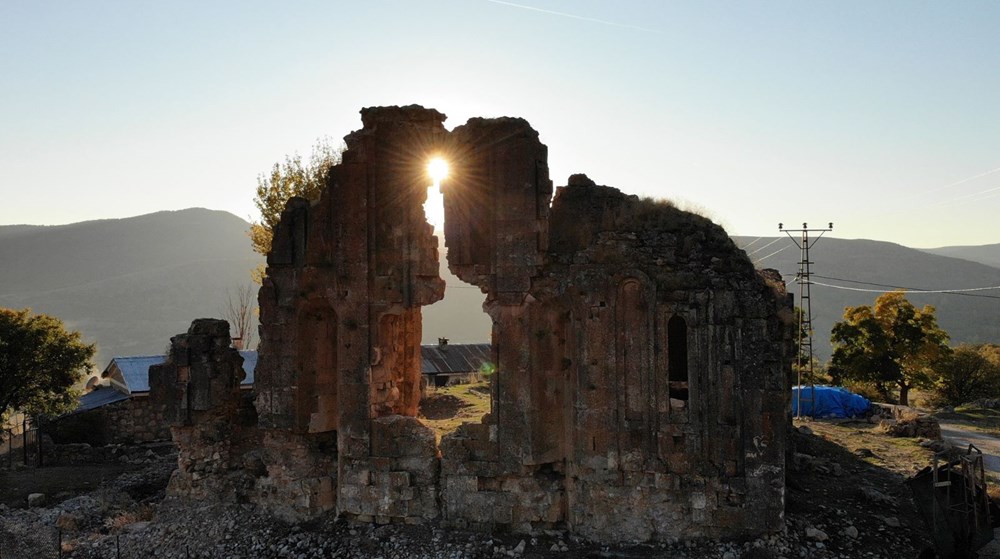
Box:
xmin=2 ymin=1 xmax=998 ymax=248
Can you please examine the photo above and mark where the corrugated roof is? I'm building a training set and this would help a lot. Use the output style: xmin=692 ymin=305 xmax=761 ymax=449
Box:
xmin=106 ymin=355 xmax=166 ymax=394
xmin=70 ymin=387 xmax=130 ymax=415
xmin=103 ymin=350 xmax=257 ymax=394
xmin=421 ymin=343 xmax=492 ymax=375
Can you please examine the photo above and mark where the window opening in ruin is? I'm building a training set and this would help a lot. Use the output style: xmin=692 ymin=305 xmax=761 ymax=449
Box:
xmin=424 ymin=157 xmax=449 ymax=231
xmin=417 ymin=155 xmax=493 ymax=443
xmin=667 ymin=315 xmax=689 ymax=403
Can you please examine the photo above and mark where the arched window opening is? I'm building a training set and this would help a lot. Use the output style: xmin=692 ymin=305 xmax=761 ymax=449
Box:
xmin=667 ymin=315 xmax=688 ymax=402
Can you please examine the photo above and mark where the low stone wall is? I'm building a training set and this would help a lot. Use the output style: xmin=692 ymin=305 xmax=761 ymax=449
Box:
xmin=49 ymin=396 xmax=170 ymax=446
xmin=871 ymin=404 xmax=941 ymax=439
xmin=103 ymin=396 xmax=171 ymax=443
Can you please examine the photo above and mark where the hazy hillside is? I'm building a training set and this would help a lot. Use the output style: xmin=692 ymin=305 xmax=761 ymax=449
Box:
xmin=0 ymin=209 xmax=263 ymax=370
xmin=735 ymin=236 xmax=1000 ymax=360
xmin=0 ymin=211 xmax=490 ymax=371
xmin=3 ymin=210 xmax=996 ymax=373
xmin=421 ymin=236 xmax=492 ymax=345
xmin=0 ymin=225 xmax=43 ymax=240
xmin=921 ymin=243 xmax=1000 ymax=269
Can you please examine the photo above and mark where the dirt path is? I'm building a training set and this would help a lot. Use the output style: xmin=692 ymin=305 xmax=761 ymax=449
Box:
xmin=939 ymin=421 xmax=1000 ymax=473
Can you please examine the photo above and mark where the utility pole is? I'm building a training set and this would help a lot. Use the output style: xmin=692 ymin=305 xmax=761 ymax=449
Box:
xmin=779 ymin=222 xmax=833 ymax=418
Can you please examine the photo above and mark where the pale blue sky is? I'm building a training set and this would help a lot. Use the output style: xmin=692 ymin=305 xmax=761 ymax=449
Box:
xmin=2 ymin=1 xmax=998 ymax=248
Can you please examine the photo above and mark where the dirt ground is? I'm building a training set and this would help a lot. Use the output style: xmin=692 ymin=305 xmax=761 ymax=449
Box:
xmin=0 ymin=464 xmax=133 ymax=508
xmin=418 ymin=382 xmax=492 ymax=440
xmin=3 ymin=402 xmax=1000 ymax=557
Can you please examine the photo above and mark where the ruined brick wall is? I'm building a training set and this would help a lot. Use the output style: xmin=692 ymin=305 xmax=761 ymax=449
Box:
xmin=437 ymin=132 xmax=790 ymax=540
xmin=255 ymin=106 xmax=447 ymax=523
xmin=154 ymin=106 xmax=791 ymax=540
xmin=148 ymin=319 xmax=336 ymax=518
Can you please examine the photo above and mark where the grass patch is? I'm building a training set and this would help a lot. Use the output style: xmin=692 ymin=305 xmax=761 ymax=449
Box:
xmin=797 ymin=420 xmax=935 ymax=476
xmin=419 ymin=381 xmax=491 ymax=441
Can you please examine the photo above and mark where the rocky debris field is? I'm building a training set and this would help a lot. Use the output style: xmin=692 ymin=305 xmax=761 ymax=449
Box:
xmin=1 ymin=422 xmax=994 ymax=558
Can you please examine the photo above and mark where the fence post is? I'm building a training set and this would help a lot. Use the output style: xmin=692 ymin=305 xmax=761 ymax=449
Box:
xmin=22 ymin=417 xmax=28 ymax=467
xmin=37 ymin=420 xmax=43 ymax=468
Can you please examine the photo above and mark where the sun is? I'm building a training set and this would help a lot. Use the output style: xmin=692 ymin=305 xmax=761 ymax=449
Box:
xmin=427 ymin=157 xmax=449 ymax=184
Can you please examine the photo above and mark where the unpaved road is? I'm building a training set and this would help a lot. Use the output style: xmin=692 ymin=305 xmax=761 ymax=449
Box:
xmin=939 ymin=421 xmax=1000 ymax=473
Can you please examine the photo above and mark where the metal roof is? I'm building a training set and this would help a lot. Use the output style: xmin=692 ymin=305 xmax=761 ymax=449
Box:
xmin=105 ymin=355 xmax=166 ymax=394
xmin=421 ymin=343 xmax=491 ymax=375
xmin=102 ymin=350 xmax=257 ymax=394
xmin=68 ymin=386 xmax=130 ymax=415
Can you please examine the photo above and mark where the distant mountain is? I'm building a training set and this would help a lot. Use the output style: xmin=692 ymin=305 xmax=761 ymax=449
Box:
xmin=421 ymin=236 xmax=492 ymax=346
xmin=920 ymin=243 xmax=1000 ymax=269
xmin=0 ymin=224 xmax=44 ymax=240
xmin=0 ymin=209 xmax=263 ymax=370
xmin=735 ymin=236 xmax=1000 ymax=360
xmin=4 ymin=210 xmax=995 ymax=372
xmin=0 ymin=211 xmax=491 ymax=372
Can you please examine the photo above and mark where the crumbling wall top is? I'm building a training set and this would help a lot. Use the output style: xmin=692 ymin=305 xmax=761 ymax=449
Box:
xmin=359 ymin=105 xmax=447 ymax=128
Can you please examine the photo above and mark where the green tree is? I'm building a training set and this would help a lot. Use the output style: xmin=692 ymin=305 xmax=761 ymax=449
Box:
xmin=0 ymin=308 xmax=95 ymax=419
xmin=249 ymin=137 xmax=342 ymax=257
xmin=931 ymin=344 xmax=1000 ymax=407
xmin=829 ymin=290 xmax=950 ymax=406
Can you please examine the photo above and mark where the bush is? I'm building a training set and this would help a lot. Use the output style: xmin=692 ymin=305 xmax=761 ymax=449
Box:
xmin=930 ymin=344 xmax=1000 ymax=407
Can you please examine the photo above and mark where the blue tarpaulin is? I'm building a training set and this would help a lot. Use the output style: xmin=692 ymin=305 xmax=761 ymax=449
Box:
xmin=792 ymin=385 xmax=871 ymax=418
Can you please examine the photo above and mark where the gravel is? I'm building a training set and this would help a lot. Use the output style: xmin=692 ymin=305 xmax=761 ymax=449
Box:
xmin=0 ymin=446 xmax=942 ymax=559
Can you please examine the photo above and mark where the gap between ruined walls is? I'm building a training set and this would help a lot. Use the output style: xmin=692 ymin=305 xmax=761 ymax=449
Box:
xmin=150 ymin=105 xmax=794 ymax=543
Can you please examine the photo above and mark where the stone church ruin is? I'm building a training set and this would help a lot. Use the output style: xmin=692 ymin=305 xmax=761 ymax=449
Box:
xmin=150 ymin=105 xmax=793 ymax=542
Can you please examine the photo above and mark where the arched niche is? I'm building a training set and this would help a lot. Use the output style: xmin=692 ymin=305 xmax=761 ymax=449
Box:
xmin=295 ymin=302 xmax=339 ymax=433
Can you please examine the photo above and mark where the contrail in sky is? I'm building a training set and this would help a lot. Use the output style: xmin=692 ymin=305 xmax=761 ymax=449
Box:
xmin=483 ymin=0 xmax=661 ymax=34
xmin=928 ymin=166 xmax=1000 ymax=194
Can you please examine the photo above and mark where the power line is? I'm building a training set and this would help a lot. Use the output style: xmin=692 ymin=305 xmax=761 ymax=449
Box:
xmin=802 ymin=274 xmax=1000 ymax=300
xmin=445 ymin=284 xmax=482 ymax=290
xmin=738 ymin=236 xmax=764 ymax=250
xmin=745 ymin=237 xmax=784 ymax=257
xmin=752 ymin=243 xmax=792 ymax=265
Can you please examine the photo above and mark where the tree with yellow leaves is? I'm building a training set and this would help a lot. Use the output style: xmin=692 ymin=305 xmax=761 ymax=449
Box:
xmin=249 ymin=138 xmax=342 ymax=257
xmin=829 ymin=290 xmax=950 ymax=406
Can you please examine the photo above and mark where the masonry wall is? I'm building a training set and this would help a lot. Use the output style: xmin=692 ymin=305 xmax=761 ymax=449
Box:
xmin=101 ymin=396 xmax=171 ymax=443
xmin=49 ymin=394 xmax=171 ymax=446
